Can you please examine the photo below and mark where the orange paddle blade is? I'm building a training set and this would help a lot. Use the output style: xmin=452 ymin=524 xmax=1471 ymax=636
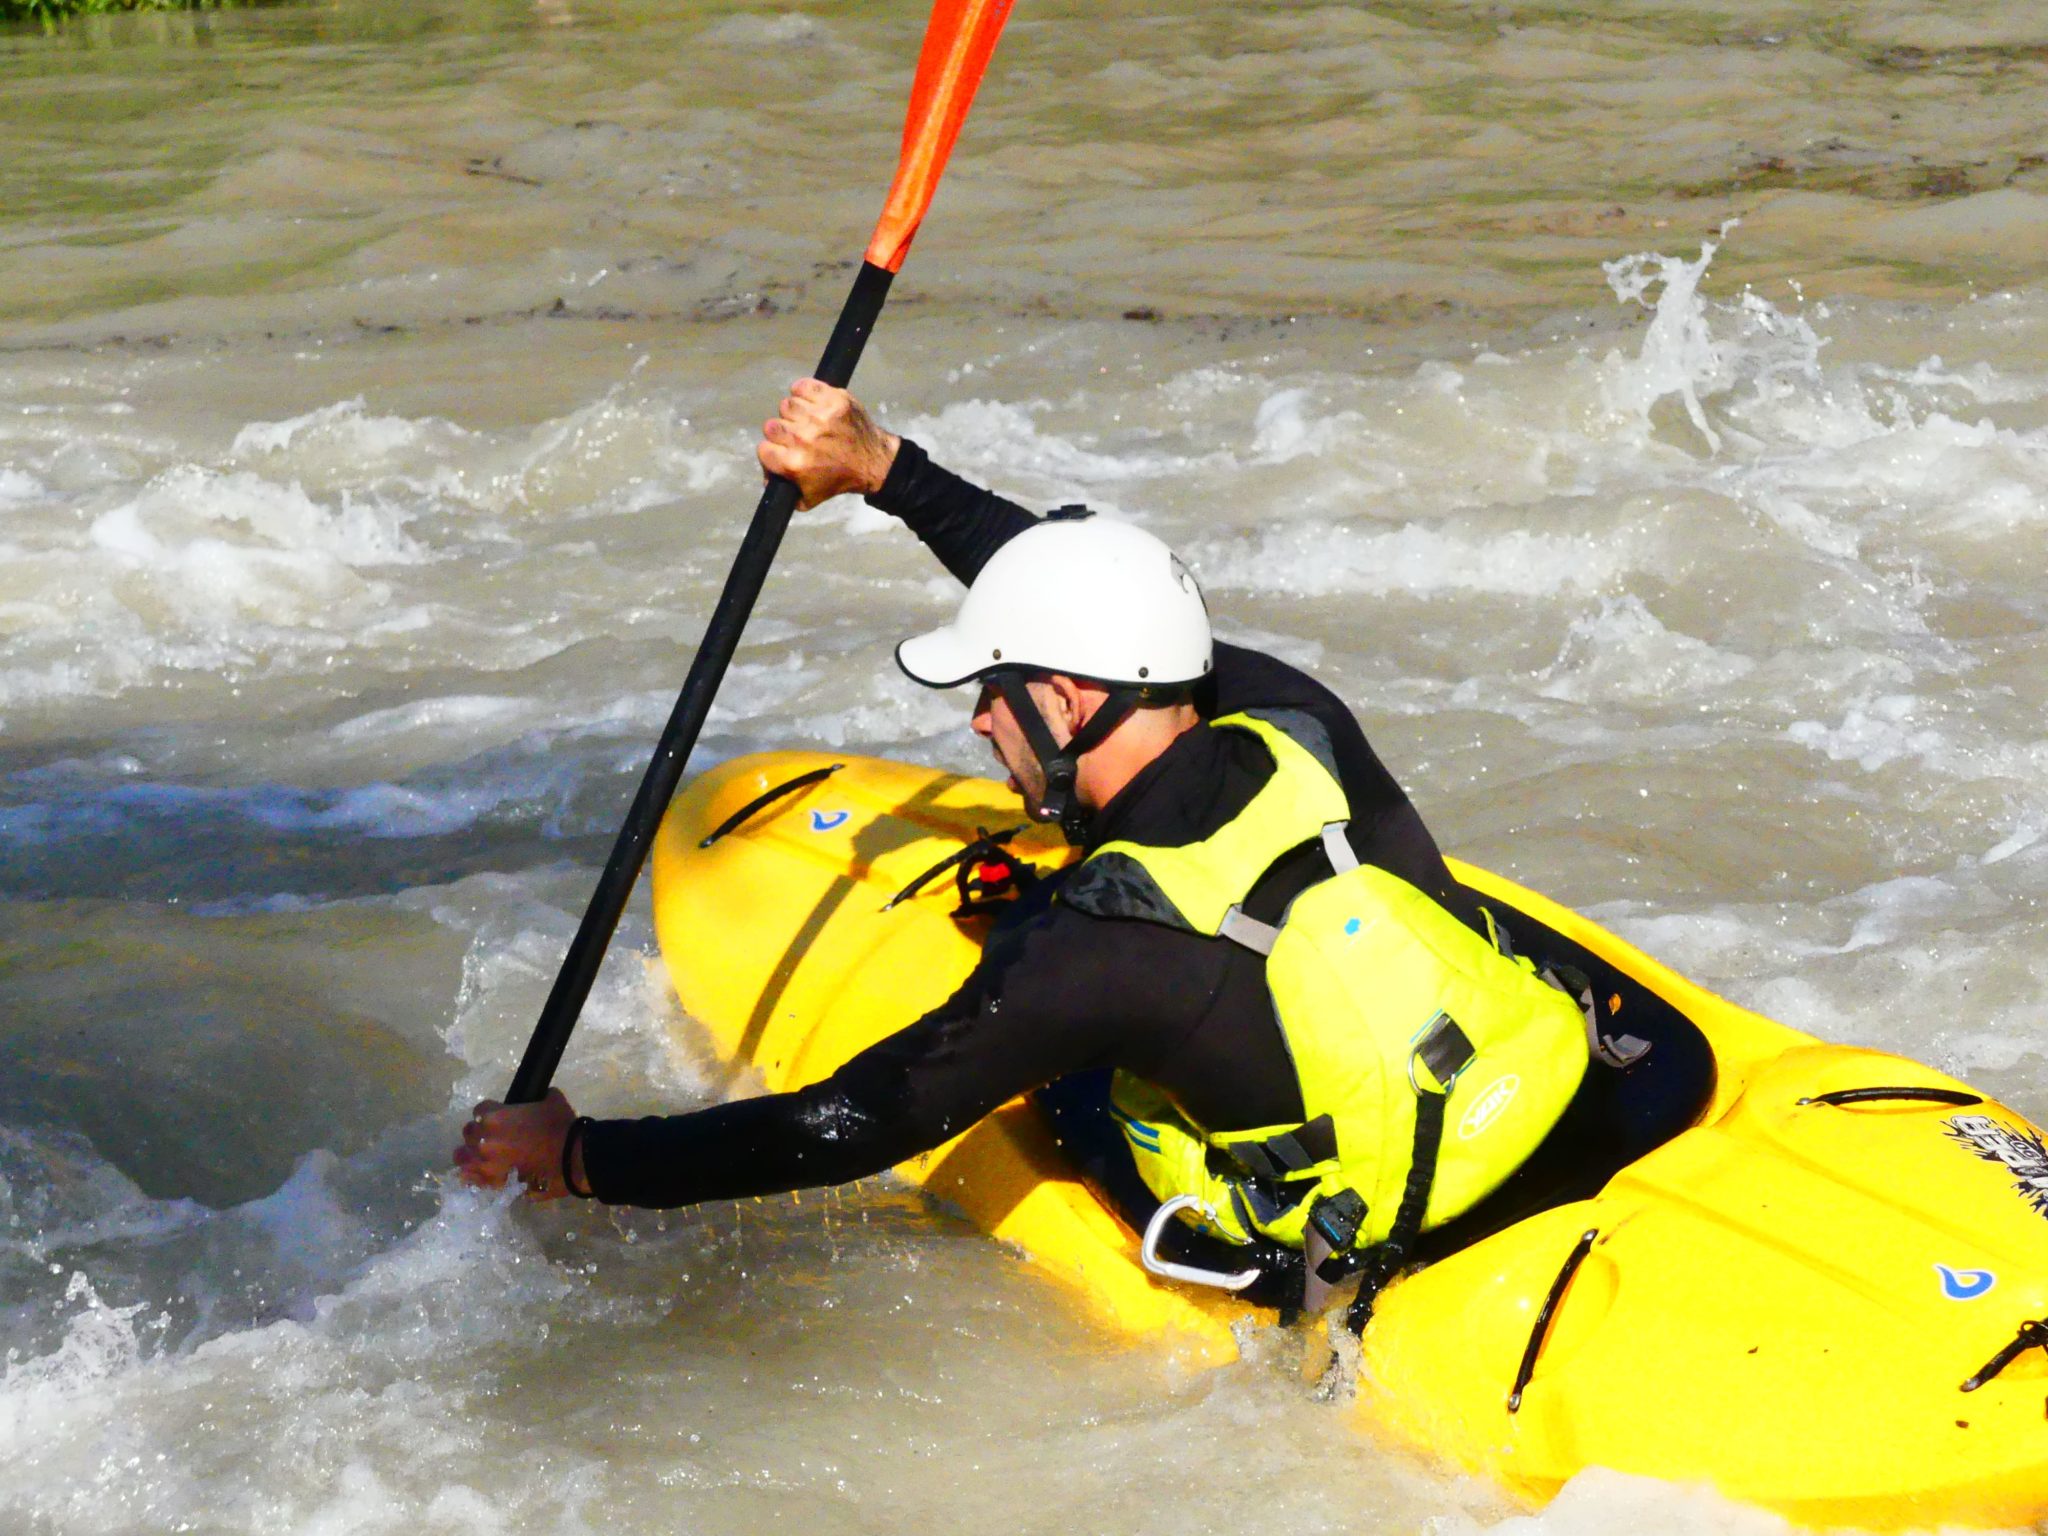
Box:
xmin=864 ymin=0 xmax=1015 ymax=274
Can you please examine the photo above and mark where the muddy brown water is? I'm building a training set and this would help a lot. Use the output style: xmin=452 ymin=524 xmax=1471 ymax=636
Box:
xmin=2 ymin=1 xmax=2045 ymax=1530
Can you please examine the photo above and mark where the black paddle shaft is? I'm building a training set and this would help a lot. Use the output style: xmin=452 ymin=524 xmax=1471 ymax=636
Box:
xmin=506 ymin=260 xmax=896 ymax=1104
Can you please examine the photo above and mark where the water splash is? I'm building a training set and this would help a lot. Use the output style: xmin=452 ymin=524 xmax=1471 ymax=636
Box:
xmin=1602 ymin=229 xmax=1739 ymax=453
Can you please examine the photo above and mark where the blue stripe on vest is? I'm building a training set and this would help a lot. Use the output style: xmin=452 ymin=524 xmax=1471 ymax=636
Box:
xmin=1110 ymin=1107 xmax=1162 ymax=1150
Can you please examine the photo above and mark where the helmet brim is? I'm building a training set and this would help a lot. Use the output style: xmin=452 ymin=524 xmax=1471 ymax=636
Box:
xmin=895 ymin=626 xmax=994 ymax=690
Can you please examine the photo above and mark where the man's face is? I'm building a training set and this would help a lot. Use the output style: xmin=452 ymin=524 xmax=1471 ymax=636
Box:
xmin=971 ymin=676 xmax=1070 ymax=816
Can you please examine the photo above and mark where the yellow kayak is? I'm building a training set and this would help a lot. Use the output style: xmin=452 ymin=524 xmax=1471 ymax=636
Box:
xmin=651 ymin=750 xmax=2048 ymax=1530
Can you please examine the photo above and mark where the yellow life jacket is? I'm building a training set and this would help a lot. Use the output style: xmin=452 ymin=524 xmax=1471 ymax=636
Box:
xmin=1062 ymin=709 xmax=1591 ymax=1269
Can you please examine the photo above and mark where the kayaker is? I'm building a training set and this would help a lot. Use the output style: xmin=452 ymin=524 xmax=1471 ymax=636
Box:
xmin=457 ymin=381 xmax=1596 ymax=1320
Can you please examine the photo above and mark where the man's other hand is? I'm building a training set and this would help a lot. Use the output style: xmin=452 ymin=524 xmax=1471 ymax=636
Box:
xmin=455 ymin=1088 xmax=580 ymax=1200
xmin=758 ymin=378 xmax=901 ymax=510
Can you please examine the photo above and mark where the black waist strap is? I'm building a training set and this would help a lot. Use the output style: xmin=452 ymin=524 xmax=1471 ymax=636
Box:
xmin=1342 ymin=1092 xmax=1447 ymax=1331
xmin=1343 ymin=1012 xmax=1475 ymax=1332
xmin=1225 ymin=1114 xmax=1338 ymax=1181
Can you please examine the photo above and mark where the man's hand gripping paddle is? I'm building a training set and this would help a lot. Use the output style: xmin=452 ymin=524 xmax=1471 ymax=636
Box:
xmin=503 ymin=0 xmax=1015 ymax=1106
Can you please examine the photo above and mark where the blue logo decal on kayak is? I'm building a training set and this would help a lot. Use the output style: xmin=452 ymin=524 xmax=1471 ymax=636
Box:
xmin=809 ymin=809 xmax=850 ymax=833
xmin=1936 ymin=1264 xmax=1996 ymax=1300
xmin=1344 ymin=917 xmax=1362 ymax=937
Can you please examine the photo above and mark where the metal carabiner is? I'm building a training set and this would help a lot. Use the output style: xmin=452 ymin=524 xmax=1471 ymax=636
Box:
xmin=1139 ymin=1195 xmax=1263 ymax=1291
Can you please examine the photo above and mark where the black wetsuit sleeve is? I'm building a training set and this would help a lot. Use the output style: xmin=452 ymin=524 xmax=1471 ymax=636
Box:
xmin=578 ymin=906 xmax=1202 ymax=1209
xmin=865 ymin=436 xmax=1036 ymax=586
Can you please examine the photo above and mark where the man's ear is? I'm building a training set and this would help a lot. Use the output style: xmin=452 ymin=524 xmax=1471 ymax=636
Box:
xmin=1039 ymin=673 xmax=1086 ymax=741
xmin=1051 ymin=674 xmax=1115 ymax=738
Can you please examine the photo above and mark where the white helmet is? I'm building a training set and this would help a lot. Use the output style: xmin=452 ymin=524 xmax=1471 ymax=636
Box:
xmin=896 ymin=510 xmax=1212 ymax=690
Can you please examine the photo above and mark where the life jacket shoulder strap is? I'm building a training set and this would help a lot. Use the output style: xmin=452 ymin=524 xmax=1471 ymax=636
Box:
xmin=1061 ymin=708 xmax=1351 ymax=933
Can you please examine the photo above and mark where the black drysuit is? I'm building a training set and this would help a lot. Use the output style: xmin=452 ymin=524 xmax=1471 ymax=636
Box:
xmin=581 ymin=440 xmax=1475 ymax=1208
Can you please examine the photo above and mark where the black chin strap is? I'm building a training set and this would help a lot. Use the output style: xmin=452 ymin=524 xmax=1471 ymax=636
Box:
xmin=989 ymin=672 xmax=1139 ymax=846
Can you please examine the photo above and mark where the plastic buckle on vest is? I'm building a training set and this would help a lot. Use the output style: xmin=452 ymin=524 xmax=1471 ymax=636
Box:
xmin=1307 ymin=1189 xmax=1367 ymax=1260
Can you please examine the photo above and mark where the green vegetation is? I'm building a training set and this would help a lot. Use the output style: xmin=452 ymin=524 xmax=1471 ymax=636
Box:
xmin=3 ymin=0 xmax=233 ymax=24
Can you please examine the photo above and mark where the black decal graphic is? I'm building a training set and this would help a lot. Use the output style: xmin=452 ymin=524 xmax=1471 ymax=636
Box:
xmin=1946 ymin=1114 xmax=2048 ymax=1219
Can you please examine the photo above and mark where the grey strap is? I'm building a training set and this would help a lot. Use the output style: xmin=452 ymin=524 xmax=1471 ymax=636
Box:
xmin=1320 ymin=820 xmax=1357 ymax=873
xmin=1542 ymin=966 xmax=1653 ymax=1069
xmin=1218 ymin=904 xmax=1280 ymax=955
xmin=1301 ymin=1223 xmax=1343 ymax=1317
xmin=1593 ymin=1027 xmax=1653 ymax=1069
xmin=1219 ymin=823 xmax=1348 ymax=954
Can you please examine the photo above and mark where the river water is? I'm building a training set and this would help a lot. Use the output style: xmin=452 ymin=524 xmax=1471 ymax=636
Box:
xmin=2 ymin=0 xmax=2046 ymax=1530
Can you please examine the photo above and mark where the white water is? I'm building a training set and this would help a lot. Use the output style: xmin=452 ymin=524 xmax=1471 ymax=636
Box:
xmin=4 ymin=0 xmax=2047 ymax=1530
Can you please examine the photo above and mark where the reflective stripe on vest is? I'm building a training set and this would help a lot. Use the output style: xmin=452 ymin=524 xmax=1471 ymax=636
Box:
xmin=1071 ymin=711 xmax=1590 ymax=1254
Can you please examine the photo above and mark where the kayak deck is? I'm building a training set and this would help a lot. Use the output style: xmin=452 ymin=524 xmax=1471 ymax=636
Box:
xmin=652 ymin=751 xmax=2048 ymax=1529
